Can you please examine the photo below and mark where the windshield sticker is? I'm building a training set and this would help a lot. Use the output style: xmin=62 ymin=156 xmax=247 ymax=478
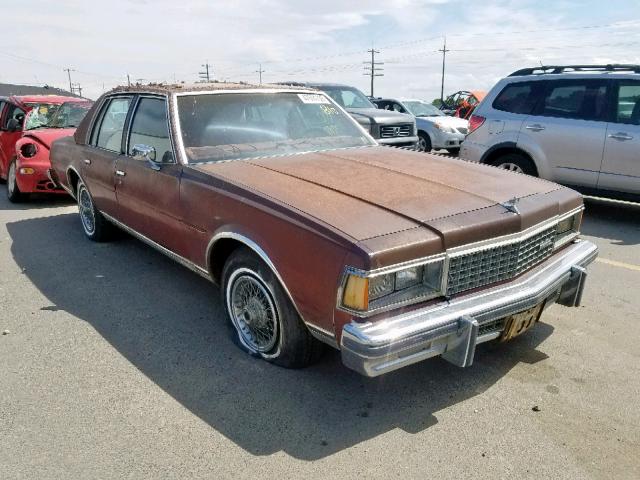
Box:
xmin=320 ymin=104 xmax=339 ymax=116
xmin=298 ymin=93 xmax=330 ymax=104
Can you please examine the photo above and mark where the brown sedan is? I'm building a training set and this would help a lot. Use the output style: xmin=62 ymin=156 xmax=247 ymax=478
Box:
xmin=49 ymin=83 xmax=598 ymax=377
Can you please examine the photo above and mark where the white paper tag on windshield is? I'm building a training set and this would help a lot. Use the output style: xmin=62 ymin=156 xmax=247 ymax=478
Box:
xmin=298 ymin=93 xmax=330 ymax=104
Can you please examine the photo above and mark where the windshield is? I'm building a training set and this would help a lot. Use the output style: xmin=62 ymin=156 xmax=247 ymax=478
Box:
xmin=403 ymin=101 xmax=444 ymax=117
xmin=318 ymin=86 xmax=375 ymax=109
xmin=177 ymin=92 xmax=374 ymax=164
xmin=48 ymin=102 xmax=92 ymax=128
xmin=24 ymin=103 xmax=61 ymax=130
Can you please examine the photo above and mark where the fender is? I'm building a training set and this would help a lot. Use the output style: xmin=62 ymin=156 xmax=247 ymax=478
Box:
xmin=207 ymin=230 xmax=338 ymax=346
xmin=479 ymin=141 xmax=517 ymax=164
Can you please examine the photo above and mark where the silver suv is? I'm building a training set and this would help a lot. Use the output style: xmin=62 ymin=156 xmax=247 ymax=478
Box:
xmin=461 ymin=65 xmax=640 ymax=201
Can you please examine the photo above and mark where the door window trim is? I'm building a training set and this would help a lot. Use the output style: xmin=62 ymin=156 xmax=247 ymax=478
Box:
xmin=89 ymin=95 xmax=134 ymax=153
xmin=124 ymin=94 xmax=177 ymax=165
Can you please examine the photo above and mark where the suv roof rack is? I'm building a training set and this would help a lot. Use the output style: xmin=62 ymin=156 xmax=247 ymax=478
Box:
xmin=509 ymin=64 xmax=640 ymax=76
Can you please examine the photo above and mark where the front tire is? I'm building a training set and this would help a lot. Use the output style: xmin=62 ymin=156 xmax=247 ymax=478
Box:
xmin=76 ymin=180 xmax=113 ymax=241
xmin=222 ymin=247 xmax=323 ymax=369
xmin=7 ymin=159 xmax=25 ymax=203
xmin=417 ymin=132 xmax=432 ymax=152
xmin=491 ymin=152 xmax=537 ymax=176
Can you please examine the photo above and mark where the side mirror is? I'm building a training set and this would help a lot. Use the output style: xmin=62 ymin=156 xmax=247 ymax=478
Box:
xmin=132 ymin=143 xmax=160 ymax=171
xmin=6 ymin=118 xmax=22 ymax=132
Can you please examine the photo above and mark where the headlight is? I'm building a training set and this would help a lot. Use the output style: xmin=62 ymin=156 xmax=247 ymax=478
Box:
xmin=341 ymin=259 xmax=445 ymax=314
xmin=434 ymin=123 xmax=455 ymax=133
xmin=20 ymin=143 xmax=38 ymax=158
xmin=555 ymin=210 xmax=582 ymax=248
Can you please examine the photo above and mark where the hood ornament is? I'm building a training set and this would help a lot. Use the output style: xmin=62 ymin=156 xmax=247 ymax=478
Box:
xmin=501 ymin=197 xmax=520 ymax=214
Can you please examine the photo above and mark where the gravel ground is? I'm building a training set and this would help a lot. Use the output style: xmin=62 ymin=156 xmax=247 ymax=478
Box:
xmin=0 ymin=192 xmax=638 ymax=480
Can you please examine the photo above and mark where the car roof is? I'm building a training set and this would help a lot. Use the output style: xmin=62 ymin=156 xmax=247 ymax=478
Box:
xmin=275 ymin=81 xmax=357 ymax=88
xmin=1 ymin=94 xmax=85 ymax=105
xmin=103 ymin=82 xmax=320 ymax=96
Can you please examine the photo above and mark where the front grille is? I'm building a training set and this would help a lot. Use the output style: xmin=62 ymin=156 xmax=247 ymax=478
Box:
xmin=380 ymin=124 xmax=413 ymax=138
xmin=456 ymin=127 xmax=469 ymax=135
xmin=446 ymin=226 xmax=557 ymax=296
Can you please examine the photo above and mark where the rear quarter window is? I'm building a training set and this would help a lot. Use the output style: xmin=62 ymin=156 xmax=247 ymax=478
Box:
xmin=492 ymin=82 xmax=542 ymax=114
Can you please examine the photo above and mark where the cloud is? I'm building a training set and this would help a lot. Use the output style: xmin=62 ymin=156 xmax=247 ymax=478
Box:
xmin=0 ymin=0 xmax=638 ymax=100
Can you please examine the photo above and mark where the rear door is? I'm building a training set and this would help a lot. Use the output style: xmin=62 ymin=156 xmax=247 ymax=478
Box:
xmin=82 ymin=95 xmax=133 ymax=215
xmin=115 ymin=95 xmax=185 ymax=254
xmin=0 ymin=102 xmax=26 ymax=179
xmin=518 ymin=79 xmax=608 ymax=187
xmin=598 ymin=80 xmax=640 ymax=195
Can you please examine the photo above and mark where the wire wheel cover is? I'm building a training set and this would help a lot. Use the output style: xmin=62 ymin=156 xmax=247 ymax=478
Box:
xmin=78 ymin=187 xmax=95 ymax=234
xmin=230 ymin=274 xmax=278 ymax=352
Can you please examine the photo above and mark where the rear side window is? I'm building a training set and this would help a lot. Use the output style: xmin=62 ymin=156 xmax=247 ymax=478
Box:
xmin=492 ymin=82 xmax=541 ymax=114
xmin=91 ymin=97 xmax=132 ymax=152
xmin=539 ymin=81 xmax=607 ymax=121
xmin=615 ymin=81 xmax=640 ymax=125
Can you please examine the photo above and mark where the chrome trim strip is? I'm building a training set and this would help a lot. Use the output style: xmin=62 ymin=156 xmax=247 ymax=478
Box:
xmin=337 ymin=206 xmax=585 ymax=318
xmin=207 ymin=231 xmax=336 ymax=341
xmin=101 ymin=212 xmax=211 ymax=280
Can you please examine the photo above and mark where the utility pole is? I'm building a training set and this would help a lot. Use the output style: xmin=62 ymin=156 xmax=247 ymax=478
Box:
xmin=199 ymin=62 xmax=212 ymax=82
xmin=363 ymin=49 xmax=384 ymax=97
xmin=438 ymin=37 xmax=450 ymax=103
xmin=63 ymin=68 xmax=75 ymax=94
xmin=127 ymin=73 xmax=131 ymax=86
xmin=255 ymin=63 xmax=265 ymax=84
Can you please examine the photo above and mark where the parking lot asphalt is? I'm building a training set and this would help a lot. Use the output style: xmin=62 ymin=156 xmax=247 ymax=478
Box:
xmin=1 ymin=192 xmax=639 ymax=480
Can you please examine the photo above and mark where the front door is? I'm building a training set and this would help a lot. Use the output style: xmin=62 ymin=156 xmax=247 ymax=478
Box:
xmin=114 ymin=95 xmax=186 ymax=254
xmin=83 ymin=96 xmax=133 ymax=216
xmin=0 ymin=103 xmax=26 ymax=179
xmin=598 ymin=80 xmax=640 ymax=195
xmin=518 ymin=79 xmax=608 ymax=188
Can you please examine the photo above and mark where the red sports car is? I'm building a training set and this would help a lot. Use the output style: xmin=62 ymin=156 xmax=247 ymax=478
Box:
xmin=0 ymin=95 xmax=91 ymax=202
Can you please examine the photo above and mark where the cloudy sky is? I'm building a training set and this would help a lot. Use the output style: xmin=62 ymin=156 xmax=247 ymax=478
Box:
xmin=2 ymin=0 xmax=639 ymax=101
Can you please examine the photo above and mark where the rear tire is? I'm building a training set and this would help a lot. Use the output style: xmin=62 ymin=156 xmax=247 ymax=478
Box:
xmin=490 ymin=152 xmax=537 ymax=176
xmin=7 ymin=159 xmax=26 ymax=203
xmin=221 ymin=247 xmax=324 ymax=369
xmin=417 ymin=132 xmax=432 ymax=152
xmin=76 ymin=180 xmax=113 ymax=242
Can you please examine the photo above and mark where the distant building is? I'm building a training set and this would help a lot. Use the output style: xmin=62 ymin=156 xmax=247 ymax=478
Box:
xmin=0 ymin=83 xmax=80 ymax=98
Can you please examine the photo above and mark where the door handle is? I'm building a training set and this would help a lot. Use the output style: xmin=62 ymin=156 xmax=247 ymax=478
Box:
xmin=83 ymin=159 xmax=91 ymax=165
xmin=115 ymin=170 xmax=126 ymax=177
xmin=608 ymin=132 xmax=634 ymax=141
xmin=525 ymin=124 xmax=545 ymax=132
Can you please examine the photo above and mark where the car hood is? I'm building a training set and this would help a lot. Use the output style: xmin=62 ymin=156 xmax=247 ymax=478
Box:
xmin=417 ymin=115 xmax=468 ymax=129
xmin=22 ymin=128 xmax=76 ymax=149
xmin=347 ymin=108 xmax=414 ymax=125
xmin=195 ymin=147 xmax=580 ymax=265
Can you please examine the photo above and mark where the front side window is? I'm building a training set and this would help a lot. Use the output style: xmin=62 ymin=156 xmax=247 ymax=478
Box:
xmin=3 ymin=104 xmax=26 ymax=129
xmin=177 ymin=92 xmax=373 ymax=163
xmin=128 ymin=97 xmax=172 ymax=163
xmin=539 ymin=81 xmax=607 ymax=121
xmin=493 ymin=82 xmax=542 ymax=115
xmin=92 ymin=97 xmax=132 ymax=152
xmin=615 ymin=82 xmax=640 ymax=125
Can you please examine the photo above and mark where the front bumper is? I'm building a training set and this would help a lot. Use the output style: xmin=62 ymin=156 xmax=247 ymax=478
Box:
xmin=377 ymin=135 xmax=419 ymax=148
xmin=431 ymin=130 xmax=465 ymax=150
xmin=341 ymin=240 xmax=598 ymax=377
xmin=16 ymin=166 xmax=66 ymax=194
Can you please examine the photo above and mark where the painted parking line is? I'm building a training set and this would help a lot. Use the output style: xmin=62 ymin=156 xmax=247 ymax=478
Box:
xmin=596 ymin=257 xmax=640 ymax=272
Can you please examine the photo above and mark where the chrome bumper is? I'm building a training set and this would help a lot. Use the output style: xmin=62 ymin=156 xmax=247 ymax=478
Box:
xmin=341 ymin=240 xmax=598 ymax=377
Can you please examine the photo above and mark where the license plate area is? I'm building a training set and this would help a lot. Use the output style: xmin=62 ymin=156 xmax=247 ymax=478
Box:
xmin=500 ymin=302 xmax=544 ymax=342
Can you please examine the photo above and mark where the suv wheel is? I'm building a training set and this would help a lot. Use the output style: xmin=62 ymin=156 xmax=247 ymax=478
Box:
xmin=491 ymin=153 xmax=537 ymax=176
xmin=417 ymin=132 xmax=432 ymax=152
xmin=222 ymin=247 xmax=323 ymax=368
